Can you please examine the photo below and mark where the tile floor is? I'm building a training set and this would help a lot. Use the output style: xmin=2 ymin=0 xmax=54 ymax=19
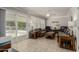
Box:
xmin=11 ymin=37 xmax=73 ymax=52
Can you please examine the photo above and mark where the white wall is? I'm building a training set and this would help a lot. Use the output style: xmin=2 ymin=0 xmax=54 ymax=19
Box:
xmin=76 ymin=24 xmax=79 ymax=52
xmin=74 ymin=9 xmax=79 ymax=52
xmin=69 ymin=7 xmax=79 ymax=51
xmin=47 ymin=16 xmax=70 ymax=29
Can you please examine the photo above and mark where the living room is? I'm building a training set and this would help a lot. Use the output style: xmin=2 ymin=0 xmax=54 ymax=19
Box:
xmin=0 ymin=7 xmax=79 ymax=52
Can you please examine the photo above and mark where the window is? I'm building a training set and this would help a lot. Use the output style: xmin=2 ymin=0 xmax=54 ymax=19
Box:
xmin=18 ymin=22 xmax=26 ymax=30
xmin=17 ymin=15 xmax=26 ymax=36
xmin=6 ymin=14 xmax=16 ymax=38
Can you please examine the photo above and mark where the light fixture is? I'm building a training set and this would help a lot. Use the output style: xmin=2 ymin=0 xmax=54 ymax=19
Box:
xmin=46 ymin=14 xmax=50 ymax=17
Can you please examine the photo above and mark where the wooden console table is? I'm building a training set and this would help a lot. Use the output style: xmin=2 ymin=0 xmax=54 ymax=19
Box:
xmin=58 ymin=35 xmax=76 ymax=51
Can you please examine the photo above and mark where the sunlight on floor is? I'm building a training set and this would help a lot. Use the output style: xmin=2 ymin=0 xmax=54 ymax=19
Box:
xmin=11 ymin=37 xmax=73 ymax=52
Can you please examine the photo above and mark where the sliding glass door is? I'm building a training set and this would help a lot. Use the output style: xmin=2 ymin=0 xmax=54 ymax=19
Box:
xmin=5 ymin=13 xmax=27 ymax=39
xmin=5 ymin=12 xmax=45 ymax=39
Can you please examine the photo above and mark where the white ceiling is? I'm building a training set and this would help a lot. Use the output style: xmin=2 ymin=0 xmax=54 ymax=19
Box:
xmin=21 ymin=7 xmax=71 ymax=19
xmin=5 ymin=7 xmax=71 ymax=19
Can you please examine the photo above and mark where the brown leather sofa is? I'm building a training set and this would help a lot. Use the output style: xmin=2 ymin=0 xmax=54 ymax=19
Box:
xmin=45 ymin=32 xmax=56 ymax=39
xmin=29 ymin=28 xmax=46 ymax=39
